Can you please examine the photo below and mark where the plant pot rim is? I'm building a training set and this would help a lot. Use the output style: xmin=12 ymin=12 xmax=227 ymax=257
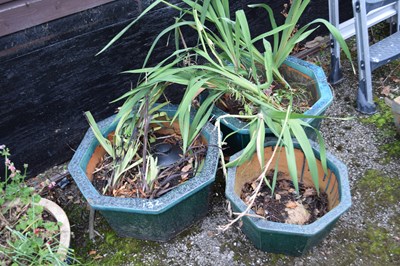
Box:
xmin=37 ymin=198 xmax=71 ymax=260
xmin=214 ymin=56 xmax=333 ymax=134
xmin=68 ymin=104 xmax=219 ymax=214
xmin=225 ymin=139 xmax=352 ymax=236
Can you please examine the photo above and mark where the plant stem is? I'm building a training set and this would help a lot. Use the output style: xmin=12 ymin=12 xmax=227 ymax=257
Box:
xmin=141 ymin=96 xmax=150 ymax=192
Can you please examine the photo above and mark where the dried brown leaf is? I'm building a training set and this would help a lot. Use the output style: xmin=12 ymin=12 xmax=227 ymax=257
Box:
xmin=275 ymin=194 xmax=281 ymax=201
xmin=381 ymin=86 xmax=391 ymax=96
xmin=303 ymin=187 xmax=316 ymax=197
xmin=279 ymin=190 xmax=289 ymax=196
xmin=180 ymin=174 xmax=189 ymax=181
xmin=286 ymin=201 xmax=298 ymax=209
xmin=245 ymin=196 xmax=251 ymax=205
xmin=285 ymin=203 xmax=311 ymax=225
xmin=181 ymin=164 xmax=192 ymax=173
xmin=392 ymin=77 xmax=400 ymax=83
xmin=251 ymin=181 xmax=258 ymax=191
xmin=279 ymin=180 xmax=292 ymax=190
xmin=256 ymin=207 xmax=264 ymax=216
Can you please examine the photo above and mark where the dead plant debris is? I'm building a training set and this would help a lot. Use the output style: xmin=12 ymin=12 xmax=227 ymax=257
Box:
xmin=240 ymin=170 xmax=329 ymax=225
xmin=92 ymin=132 xmax=206 ymax=200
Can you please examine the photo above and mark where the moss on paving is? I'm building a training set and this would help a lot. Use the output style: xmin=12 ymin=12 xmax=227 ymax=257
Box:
xmin=356 ymin=170 xmax=400 ymax=262
xmin=360 ymin=99 xmax=400 ymax=162
xmin=65 ymin=199 xmax=209 ymax=265
xmin=361 ymin=98 xmax=395 ymax=132
xmin=86 ymin=229 xmax=161 ymax=265
xmin=65 ymin=201 xmax=161 ymax=265
xmin=346 ymin=222 xmax=400 ymax=264
xmin=358 ymin=169 xmax=400 ymax=206
xmin=328 ymin=169 xmax=400 ymax=265
xmin=339 ymin=221 xmax=400 ymax=265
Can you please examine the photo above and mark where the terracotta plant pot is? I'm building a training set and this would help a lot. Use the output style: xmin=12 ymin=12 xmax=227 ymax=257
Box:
xmin=38 ymin=198 xmax=71 ymax=260
xmin=225 ymin=140 xmax=352 ymax=256
xmin=213 ymin=56 xmax=333 ymax=154
xmin=68 ymin=104 xmax=219 ymax=241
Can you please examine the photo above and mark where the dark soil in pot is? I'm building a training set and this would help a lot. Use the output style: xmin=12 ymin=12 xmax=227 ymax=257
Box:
xmin=91 ymin=124 xmax=207 ymax=199
xmin=215 ymin=80 xmax=315 ymax=118
xmin=240 ymin=170 xmax=329 ymax=225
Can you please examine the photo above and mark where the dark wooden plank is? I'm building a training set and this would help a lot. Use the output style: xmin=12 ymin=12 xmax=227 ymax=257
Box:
xmin=0 ymin=0 xmax=13 ymax=5
xmin=0 ymin=0 xmax=116 ymax=37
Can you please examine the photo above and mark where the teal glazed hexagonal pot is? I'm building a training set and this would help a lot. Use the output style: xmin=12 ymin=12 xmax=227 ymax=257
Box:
xmin=68 ymin=105 xmax=219 ymax=241
xmin=225 ymin=140 xmax=352 ymax=256
xmin=214 ymin=56 xmax=333 ymax=154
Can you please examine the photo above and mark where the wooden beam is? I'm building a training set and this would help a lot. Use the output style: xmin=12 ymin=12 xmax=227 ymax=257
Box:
xmin=0 ymin=0 xmax=115 ymax=37
xmin=0 ymin=0 xmax=13 ymax=5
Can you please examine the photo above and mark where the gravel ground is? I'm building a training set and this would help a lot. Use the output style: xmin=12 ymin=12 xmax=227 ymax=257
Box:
xmin=39 ymin=47 xmax=400 ymax=265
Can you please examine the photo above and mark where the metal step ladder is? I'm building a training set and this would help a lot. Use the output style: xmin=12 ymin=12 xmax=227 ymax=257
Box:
xmin=328 ymin=0 xmax=400 ymax=114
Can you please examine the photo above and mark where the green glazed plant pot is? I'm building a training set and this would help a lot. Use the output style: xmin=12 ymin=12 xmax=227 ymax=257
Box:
xmin=225 ymin=140 xmax=352 ymax=256
xmin=68 ymin=105 xmax=219 ymax=241
xmin=214 ymin=56 xmax=333 ymax=154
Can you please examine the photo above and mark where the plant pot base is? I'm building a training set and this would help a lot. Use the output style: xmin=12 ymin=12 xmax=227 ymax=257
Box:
xmin=226 ymin=141 xmax=351 ymax=256
xmin=69 ymin=105 xmax=219 ymax=241
xmin=98 ymin=185 xmax=211 ymax=242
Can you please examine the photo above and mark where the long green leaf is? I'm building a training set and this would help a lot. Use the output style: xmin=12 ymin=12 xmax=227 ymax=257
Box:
xmin=308 ymin=18 xmax=355 ymax=73
xmin=248 ymin=3 xmax=278 ymax=52
xmin=256 ymin=115 xmax=266 ymax=170
xmin=251 ymin=24 xmax=294 ymax=44
xmin=282 ymin=122 xmax=299 ymax=194
xmin=290 ymin=120 xmax=320 ymax=194
xmin=189 ymin=92 xmax=222 ymax=143
xmin=226 ymin=121 xmax=258 ymax=167
xmin=236 ymin=10 xmax=258 ymax=84
xmin=141 ymin=21 xmax=196 ymax=68
xmin=262 ymin=39 xmax=274 ymax=89
xmin=97 ymin=0 xmax=163 ymax=55
xmin=297 ymin=120 xmax=328 ymax=176
xmin=85 ymin=112 xmax=114 ymax=158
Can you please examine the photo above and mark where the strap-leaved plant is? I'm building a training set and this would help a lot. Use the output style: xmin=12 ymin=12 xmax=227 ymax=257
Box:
xmin=95 ymin=0 xmax=353 ymax=196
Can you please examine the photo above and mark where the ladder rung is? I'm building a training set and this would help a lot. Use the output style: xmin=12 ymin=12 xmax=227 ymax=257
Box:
xmin=366 ymin=0 xmax=398 ymax=13
xmin=370 ymin=31 xmax=400 ymax=70
xmin=338 ymin=1 xmax=397 ymax=39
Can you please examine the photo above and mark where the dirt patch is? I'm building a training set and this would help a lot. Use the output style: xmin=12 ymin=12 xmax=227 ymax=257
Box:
xmin=240 ymin=170 xmax=329 ymax=225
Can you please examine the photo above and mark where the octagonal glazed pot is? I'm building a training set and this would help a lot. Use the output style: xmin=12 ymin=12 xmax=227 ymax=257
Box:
xmin=214 ymin=56 xmax=333 ymax=154
xmin=225 ymin=140 xmax=352 ymax=256
xmin=68 ymin=105 xmax=219 ymax=241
